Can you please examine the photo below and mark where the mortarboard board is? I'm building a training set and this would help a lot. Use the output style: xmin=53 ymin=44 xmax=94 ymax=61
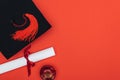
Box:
xmin=0 ymin=0 xmax=51 ymax=59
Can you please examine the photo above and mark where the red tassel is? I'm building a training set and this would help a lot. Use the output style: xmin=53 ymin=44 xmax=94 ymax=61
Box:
xmin=12 ymin=13 xmax=38 ymax=42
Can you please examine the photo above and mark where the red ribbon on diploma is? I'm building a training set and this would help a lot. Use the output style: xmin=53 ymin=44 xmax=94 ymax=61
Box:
xmin=24 ymin=45 xmax=35 ymax=76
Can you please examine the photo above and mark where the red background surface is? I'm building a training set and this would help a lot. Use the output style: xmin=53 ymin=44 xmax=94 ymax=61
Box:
xmin=1 ymin=0 xmax=120 ymax=80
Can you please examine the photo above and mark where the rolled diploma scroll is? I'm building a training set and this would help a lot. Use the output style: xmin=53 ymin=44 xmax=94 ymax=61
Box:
xmin=0 ymin=47 xmax=55 ymax=74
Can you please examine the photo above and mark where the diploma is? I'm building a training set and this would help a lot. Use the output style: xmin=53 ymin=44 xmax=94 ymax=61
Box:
xmin=0 ymin=47 xmax=55 ymax=74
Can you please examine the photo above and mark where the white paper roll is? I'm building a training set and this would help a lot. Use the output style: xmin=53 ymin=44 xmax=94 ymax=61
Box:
xmin=0 ymin=47 xmax=55 ymax=74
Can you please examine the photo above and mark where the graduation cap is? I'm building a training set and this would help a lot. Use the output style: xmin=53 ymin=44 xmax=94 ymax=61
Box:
xmin=0 ymin=0 xmax=51 ymax=59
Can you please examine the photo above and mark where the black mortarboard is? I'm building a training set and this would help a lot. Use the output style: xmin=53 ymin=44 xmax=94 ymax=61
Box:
xmin=0 ymin=0 xmax=51 ymax=59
